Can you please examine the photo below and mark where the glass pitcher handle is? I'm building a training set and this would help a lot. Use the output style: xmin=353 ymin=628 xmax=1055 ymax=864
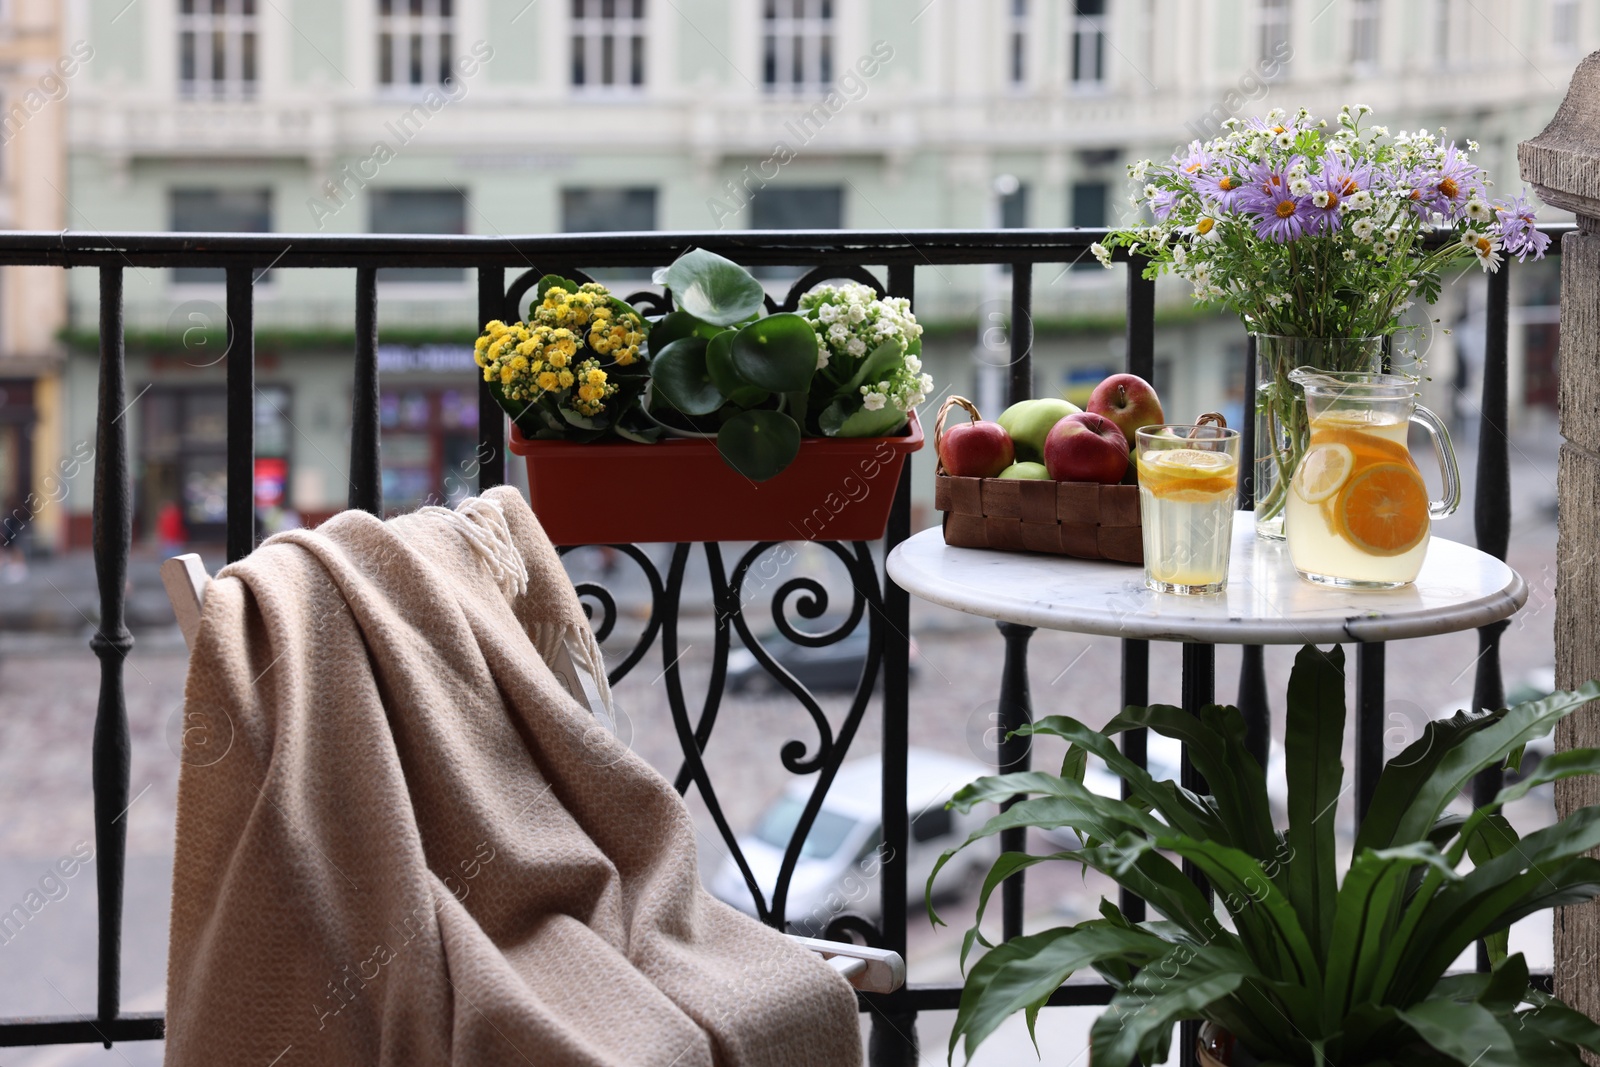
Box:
xmin=1411 ymin=404 xmax=1461 ymax=518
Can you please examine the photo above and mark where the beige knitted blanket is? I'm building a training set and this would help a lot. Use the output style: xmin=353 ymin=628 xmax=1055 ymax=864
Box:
xmin=166 ymin=487 xmax=862 ymax=1066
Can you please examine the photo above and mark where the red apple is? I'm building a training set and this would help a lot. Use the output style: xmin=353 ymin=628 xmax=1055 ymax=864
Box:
xmin=1087 ymin=373 xmax=1165 ymax=446
xmin=1044 ymin=412 xmax=1131 ymax=484
xmin=940 ymin=420 xmax=1015 ymax=478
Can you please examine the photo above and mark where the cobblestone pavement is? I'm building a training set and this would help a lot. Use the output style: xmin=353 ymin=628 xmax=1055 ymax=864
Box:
xmin=0 ymin=420 xmax=1564 ymax=1065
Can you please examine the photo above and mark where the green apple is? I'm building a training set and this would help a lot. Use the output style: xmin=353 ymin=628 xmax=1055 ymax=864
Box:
xmin=998 ymin=397 xmax=1081 ymax=463
xmin=997 ymin=461 xmax=1051 ymax=480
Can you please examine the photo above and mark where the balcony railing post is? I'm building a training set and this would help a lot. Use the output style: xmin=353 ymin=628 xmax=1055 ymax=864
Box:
xmin=871 ymin=261 xmax=919 ymax=1067
xmin=1122 ymin=256 xmax=1157 ymax=922
xmin=225 ymin=267 xmax=256 ymax=563
xmin=350 ymin=267 xmax=382 ymax=515
xmin=477 ymin=266 xmax=507 ymax=493
xmin=91 ymin=266 xmax=132 ymax=1036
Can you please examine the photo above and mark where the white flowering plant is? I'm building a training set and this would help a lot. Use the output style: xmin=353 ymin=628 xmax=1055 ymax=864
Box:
xmin=646 ymin=250 xmax=930 ymax=481
xmin=799 ymin=283 xmax=930 ymax=438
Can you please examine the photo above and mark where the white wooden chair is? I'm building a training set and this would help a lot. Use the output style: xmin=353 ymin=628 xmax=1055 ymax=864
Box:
xmin=161 ymin=552 xmax=906 ymax=995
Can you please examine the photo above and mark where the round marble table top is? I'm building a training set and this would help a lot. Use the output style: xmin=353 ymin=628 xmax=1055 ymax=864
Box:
xmin=887 ymin=513 xmax=1527 ymax=645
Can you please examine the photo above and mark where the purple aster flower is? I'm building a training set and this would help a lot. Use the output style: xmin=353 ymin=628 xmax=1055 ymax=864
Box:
xmin=1387 ymin=163 xmax=1438 ymax=221
xmin=1316 ymin=151 xmax=1372 ymax=202
xmin=1416 ymin=144 xmax=1484 ymax=219
xmin=1243 ymin=185 xmax=1311 ymax=242
xmin=1171 ymin=140 xmax=1211 ymax=177
xmin=1193 ymin=168 xmax=1249 ymax=211
xmin=1150 ymin=187 xmax=1181 ymax=221
xmin=1494 ymin=193 xmax=1550 ymax=261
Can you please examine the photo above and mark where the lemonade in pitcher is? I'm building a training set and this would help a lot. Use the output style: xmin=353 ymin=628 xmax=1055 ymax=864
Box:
xmin=1136 ymin=425 xmax=1240 ymax=595
xmin=1285 ymin=370 xmax=1460 ymax=588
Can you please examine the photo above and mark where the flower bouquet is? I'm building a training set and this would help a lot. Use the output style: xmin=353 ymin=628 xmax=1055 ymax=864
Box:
xmin=1097 ymin=105 xmax=1549 ymax=536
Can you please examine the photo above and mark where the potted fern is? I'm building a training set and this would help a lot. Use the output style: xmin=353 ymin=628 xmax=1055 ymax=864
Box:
xmin=928 ymin=645 xmax=1600 ymax=1066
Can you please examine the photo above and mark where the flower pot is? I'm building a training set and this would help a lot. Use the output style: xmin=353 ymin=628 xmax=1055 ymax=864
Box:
xmin=507 ymin=412 xmax=923 ymax=545
xmin=1198 ymin=1023 xmax=1265 ymax=1067
xmin=1253 ymin=334 xmax=1386 ymax=540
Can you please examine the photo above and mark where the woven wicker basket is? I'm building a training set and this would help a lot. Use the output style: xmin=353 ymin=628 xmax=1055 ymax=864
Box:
xmin=932 ymin=396 xmax=1143 ymax=564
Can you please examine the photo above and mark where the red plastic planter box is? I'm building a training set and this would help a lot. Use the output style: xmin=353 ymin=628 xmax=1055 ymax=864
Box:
xmin=507 ymin=412 xmax=923 ymax=545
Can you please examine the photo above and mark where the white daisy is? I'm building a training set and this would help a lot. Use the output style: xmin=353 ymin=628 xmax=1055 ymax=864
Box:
xmin=1290 ymin=178 xmax=1313 ymax=196
xmin=1276 ymin=132 xmax=1295 ymax=149
xmin=1352 ymin=218 xmax=1375 ymax=240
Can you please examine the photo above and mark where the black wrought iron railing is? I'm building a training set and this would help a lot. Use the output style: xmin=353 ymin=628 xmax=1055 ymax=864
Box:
xmin=0 ymin=226 xmax=1570 ymax=1064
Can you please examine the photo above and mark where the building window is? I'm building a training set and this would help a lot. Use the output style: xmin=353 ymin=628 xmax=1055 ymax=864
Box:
xmin=751 ymin=185 xmax=843 ymax=230
xmin=369 ymin=188 xmax=466 ymax=283
xmin=1070 ymin=0 xmax=1107 ymax=88
xmin=999 ymin=180 xmax=1028 ymax=229
xmin=571 ymin=0 xmax=646 ymax=90
xmin=750 ymin=186 xmax=842 ymax=278
xmin=762 ymin=0 xmax=834 ymax=93
xmin=178 ymin=0 xmax=259 ymax=99
xmin=1349 ymin=0 xmax=1379 ymax=69
xmin=1008 ymin=0 xmax=1028 ymax=85
xmin=1553 ymin=0 xmax=1579 ymax=53
xmin=377 ymin=0 xmax=455 ymax=90
xmin=561 ymin=187 xmax=658 ymax=232
xmin=1434 ymin=0 xmax=1465 ymax=67
xmin=1071 ymin=181 xmax=1107 ymax=269
xmin=1258 ymin=0 xmax=1291 ymax=71
xmin=170 ymin=188 xmax=271 ymax=285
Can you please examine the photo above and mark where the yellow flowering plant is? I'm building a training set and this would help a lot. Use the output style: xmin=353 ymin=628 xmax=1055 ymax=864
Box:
xmin=475 ymin=275 xmax=655 ymax=442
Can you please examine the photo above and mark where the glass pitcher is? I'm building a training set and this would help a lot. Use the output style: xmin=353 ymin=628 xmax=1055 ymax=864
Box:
xmin=1284 ymin=369 xmax=1460 ymax=588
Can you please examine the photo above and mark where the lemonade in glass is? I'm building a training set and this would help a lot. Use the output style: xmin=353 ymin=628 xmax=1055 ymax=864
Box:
xmin=1285 ymin=370 xmax=1460 ymax=587
xmin=1135 ymin=424 xmax=1240 ymax=595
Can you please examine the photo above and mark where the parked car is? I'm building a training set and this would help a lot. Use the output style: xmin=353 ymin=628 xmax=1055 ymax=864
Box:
xmin=709 ymin=748 xmax=994 ymax=932
xmin=725 ymin=617 xmax=920 ymax=694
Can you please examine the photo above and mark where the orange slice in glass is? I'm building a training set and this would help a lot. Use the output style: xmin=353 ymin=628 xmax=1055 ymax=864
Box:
xmin=1138 ymin=449 xmax=1237 ymax=499
xmin=1335 ymin=462 xmax=1429 ymax=556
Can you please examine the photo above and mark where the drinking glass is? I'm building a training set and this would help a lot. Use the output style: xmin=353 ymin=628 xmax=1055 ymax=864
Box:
xmin=1135 ymin=424 xmax=1241 ymax=595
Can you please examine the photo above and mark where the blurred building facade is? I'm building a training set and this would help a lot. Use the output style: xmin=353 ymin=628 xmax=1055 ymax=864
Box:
xmin=30 ymin=0 xmax=1599 ymax=548
xmin=0 ymin=0 xmax=73 ymax=556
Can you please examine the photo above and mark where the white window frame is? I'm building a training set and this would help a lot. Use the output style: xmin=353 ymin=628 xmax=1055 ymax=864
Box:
xmin=1349 ymin=0 xmax=1380 ymax=71
xmin=1553 ymin=0 xmax=1580 ymax=54
xmin=761 ymin=0 xmax=834 ymax=94
xmin=1008 ymin=0 xmax=1028 ymax=87
xmin=177 ymin=0 xmax=260 ymax=100
xmin=1434 ymin=0 xmax=1467 ymax=68
xmin=377 ymin=0 xmax=455 ymax=91
xmin=1257 ymin=0 xmax=1291 ymax=74
xmin=571 ymin=0 xmax=648 ymax=92
xmin=1069 ymin=0 xmax=1107 ymax=91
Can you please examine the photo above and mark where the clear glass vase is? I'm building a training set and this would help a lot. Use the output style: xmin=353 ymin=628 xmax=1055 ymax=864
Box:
xmin=1252 ymin=334 xmax=1387 ymax=540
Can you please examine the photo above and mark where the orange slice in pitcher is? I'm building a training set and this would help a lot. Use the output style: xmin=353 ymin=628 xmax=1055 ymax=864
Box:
xmin=1335 ymin=463 xmax=1429 ymax=556
xmin=1292 ymin=443 xmax=1354 ymax=504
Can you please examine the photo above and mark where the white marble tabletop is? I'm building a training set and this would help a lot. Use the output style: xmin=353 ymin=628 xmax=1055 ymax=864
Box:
xmin=887 ymin=513 xmax=1527 ymax=645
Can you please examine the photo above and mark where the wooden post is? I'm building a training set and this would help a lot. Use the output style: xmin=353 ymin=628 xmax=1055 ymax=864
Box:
xmin=1521 ymin=50 xmax=1600 ymax=1037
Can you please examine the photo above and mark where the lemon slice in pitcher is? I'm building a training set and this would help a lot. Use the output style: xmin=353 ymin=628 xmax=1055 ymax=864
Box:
xmin=1292 ymin=443 xmax=1354 ymax=504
